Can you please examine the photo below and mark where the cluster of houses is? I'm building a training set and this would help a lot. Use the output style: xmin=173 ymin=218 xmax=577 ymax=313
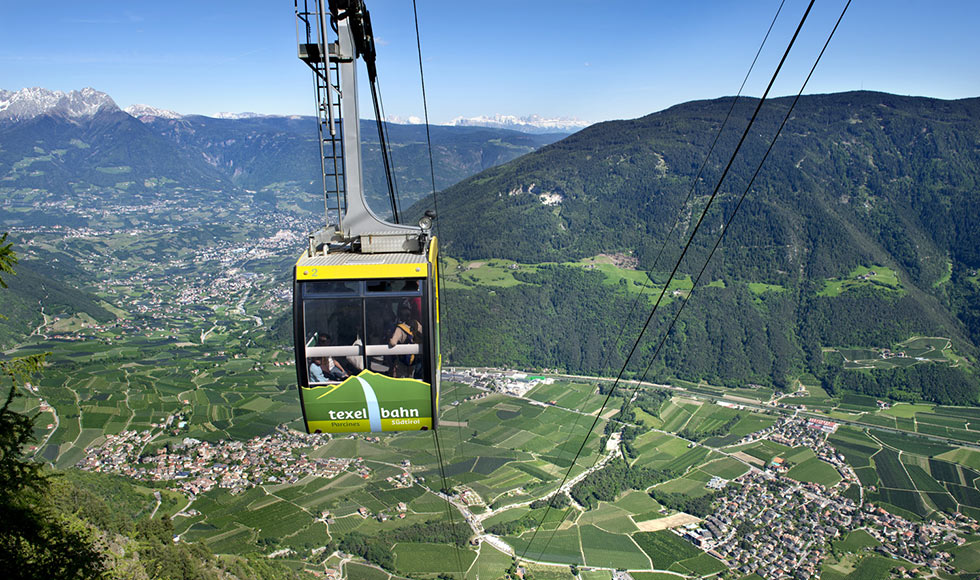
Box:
xmin=667 ymin=410 xmax=980 ymax=578
xmin=70 ymin=218 xmax=304 ymax=339
xmin=77 ymin=425 xmax=369 ymax=496
xmin=734 ymin=416 xmax=856 ymax=483
xmin=687 ymin=469 xmax=964 ymax=578
xmin=354 ymin=501 xmax=409 ymax=522
xmin=385 ymin=469 xmax=414 ymax=489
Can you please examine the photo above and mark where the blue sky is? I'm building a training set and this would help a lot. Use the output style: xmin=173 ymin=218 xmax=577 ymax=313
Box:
xmin=2 ymin=1 xmax=979 ymax=124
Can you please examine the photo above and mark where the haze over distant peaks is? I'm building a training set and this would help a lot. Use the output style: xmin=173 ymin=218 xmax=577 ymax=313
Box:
xmin=124 ymin=104 xmax=182 ymax=120
xmin=0 ymin=87 xmax=119 ymax=121
xmin=213 ymin=111 xmax=276 ymax=120
xmin=448 ymin=113 xmax=589 ymax=134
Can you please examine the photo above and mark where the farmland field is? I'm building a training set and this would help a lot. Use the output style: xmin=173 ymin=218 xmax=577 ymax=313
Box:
xmin=872 ymin=432 xmax=953 ymax=456
xmin=843 ymin=555 xmax=904 ymax=580
xmin=633 ymin=530 xmax=702 ymax=569
xmin=839 ymin=393 xmax=878 ymax=410
xmin=578 ymin=505 xmax=639 ymax=534
xmin=673 ymin=552 xmax=726 ymax=576
xmin=507 ymin=527 xmax=583 ymax=565
xmin=392 ymin=543 xmax=477 ymax=574
xmin=928 ymin=459 xmax=962 ymax=484
xmin=876 ymin=488 xmax=929 ymax=517
xmin=872 ymin=449 xmax=915 ymax=490
xmin=829 ymin=432 xmax=879 ymax=469
xmin=937 ymin=447 xmax=980 ymax=470
xmin=834 ymin=529 xmax=880 ymax=553
xmin=905 ymin=464 xmax=948 ymax=494
xmin=734 ymin=439 xmax=792 ymax=463
xmin=344 ymin=563 xmax=391 ymax=580
xmin=580 ymin=525 xmax=650 ymax=569
xmin=786 ymin=457 xmax=842 ymax=487
xmin=700 ymin=457 xmax=750 ymax=480
xmin=951 ymin=539 xmax=980 ymax=573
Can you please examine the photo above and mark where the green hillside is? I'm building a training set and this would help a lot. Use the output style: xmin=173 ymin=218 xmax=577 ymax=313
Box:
xmin=0 ymin=249 xmax=115 ymax=349
xmin=418 ymin=92 xmax=980 ymax=402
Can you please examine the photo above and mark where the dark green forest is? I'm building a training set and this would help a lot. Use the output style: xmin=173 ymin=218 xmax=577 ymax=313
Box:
xmin=569 ymin=457 xmax=673 ymax=510
xmin=441 ymin=264 xmax=977 ymax=404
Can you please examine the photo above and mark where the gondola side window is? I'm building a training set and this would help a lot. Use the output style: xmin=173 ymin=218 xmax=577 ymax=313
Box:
xmin=365 ymin=297 xmax=425 ymax=379
xmin=301 ymin=279 xmax=427 ymax=385
xmin=303 ymin=297 xmax=362 ymax=383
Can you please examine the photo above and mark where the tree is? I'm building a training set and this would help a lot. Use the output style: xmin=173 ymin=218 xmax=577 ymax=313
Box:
xmin=0 ymin=232 xmax=16 ymax=289
xmin=0 ymin=234 xmax=107 ymax=579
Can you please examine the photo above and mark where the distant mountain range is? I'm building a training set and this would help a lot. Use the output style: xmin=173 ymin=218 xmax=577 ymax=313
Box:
xmin=0 ymin=87 xmax=566 ymax=215
xmin=0 ymin=87 xmax=119 ymax=121
xmin=123 ymin=104 xmax=183 ymax=119
xmin=0 ymin=87 xmax=584 ymax=133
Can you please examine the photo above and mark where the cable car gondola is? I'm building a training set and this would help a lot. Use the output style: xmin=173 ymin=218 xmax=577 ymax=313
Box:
xmin=292 ymin=0 xmax=440 ymax=433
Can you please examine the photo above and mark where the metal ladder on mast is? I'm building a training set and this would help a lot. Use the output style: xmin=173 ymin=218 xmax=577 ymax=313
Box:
xmin=296 ymin=0 xmax=426 ymax=254
xmin=296 ymin=0 xmax=346 ymax=233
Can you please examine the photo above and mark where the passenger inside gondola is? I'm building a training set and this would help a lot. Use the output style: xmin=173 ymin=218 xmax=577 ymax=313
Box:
xmin=309 ymin=357 xmax=329 ymax=384
xmin=389 ymin=301 xmax=423 ymax=379
xmin=317 ymin=334 xmax=351 ymax=380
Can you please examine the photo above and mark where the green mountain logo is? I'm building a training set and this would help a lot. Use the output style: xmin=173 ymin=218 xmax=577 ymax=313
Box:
xmin=302 ymin=370 xmax=433 ymax=432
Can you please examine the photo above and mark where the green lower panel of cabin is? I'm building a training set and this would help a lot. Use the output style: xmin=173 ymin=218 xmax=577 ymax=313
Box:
xmin=301 ymin=370 xmax=433 ymax=433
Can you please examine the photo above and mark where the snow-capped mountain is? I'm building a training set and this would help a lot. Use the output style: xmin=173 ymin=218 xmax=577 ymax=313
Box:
xmin=0 ymin=87 xmax=119 ymax=121
xmin=124 ymin=104 xmax=183 ymax=120
xmin=447 ymin=113 xmax=589 ymax=134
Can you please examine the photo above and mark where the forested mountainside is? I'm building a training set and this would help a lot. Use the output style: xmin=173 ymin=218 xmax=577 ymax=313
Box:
xmin=424 ymin=92 xmax=980 ymax=403
xmin=0 ymin=107 xmax=230 ymax=194
xmin=432 ymin=92 xmax=980 ymax=278
xmin=0 ymin=238 xmax=114 ymax=349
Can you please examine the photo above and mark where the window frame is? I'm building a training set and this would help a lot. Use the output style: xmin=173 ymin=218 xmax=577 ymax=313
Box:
xmin=299 ymin=278 xmax=428 ymax=384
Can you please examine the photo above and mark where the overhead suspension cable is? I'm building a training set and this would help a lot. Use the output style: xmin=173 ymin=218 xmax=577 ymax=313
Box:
xmin=410 ymin=0 xmax=465 ymax=455
xmin=547 ymin=0 xmax=788 ymax=486
xmin=621 ymin=0 xmax=853 ymax=432
xmin=520 ymin=0 xmax=817 ymax=563
xmin=413 ymin=0 xmax=443 ymax=308
xmin=431 ymin=429 xmax=468 ymax=579
xmin=410 ymin=3 xmax=466 ymax=578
